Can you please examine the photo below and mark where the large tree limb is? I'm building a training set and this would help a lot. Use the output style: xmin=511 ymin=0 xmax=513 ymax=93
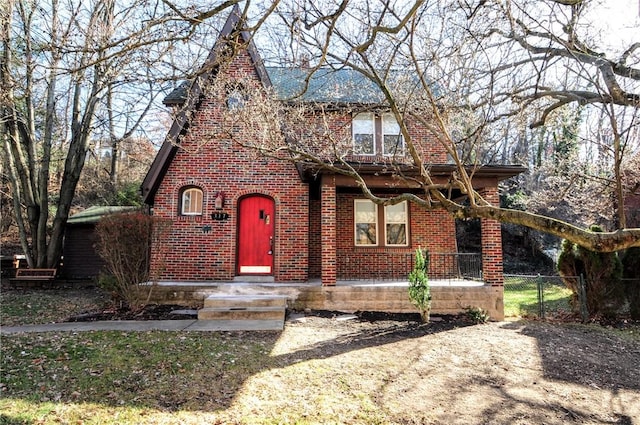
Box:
xmin=447 ymin=203 xmax=640 ymax=251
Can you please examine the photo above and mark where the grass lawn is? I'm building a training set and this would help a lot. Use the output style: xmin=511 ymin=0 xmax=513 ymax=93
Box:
xmin=0 ymin=287 xmax=111 ymax=326
xmin=504 ymin=276 xmax=573 ymax=318
xmin=2 ymin=287 xmax=639 ymax=424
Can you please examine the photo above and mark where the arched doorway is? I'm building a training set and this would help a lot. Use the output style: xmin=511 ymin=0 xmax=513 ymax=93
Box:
xmin=237 ymin=195 xmax=275 ymax=275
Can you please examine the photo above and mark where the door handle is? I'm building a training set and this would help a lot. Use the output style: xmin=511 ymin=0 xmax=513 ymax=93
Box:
xmin=268 ymin=236 xmax=273 ymax=255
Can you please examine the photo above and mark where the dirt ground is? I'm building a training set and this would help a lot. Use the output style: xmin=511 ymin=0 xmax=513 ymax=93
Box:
xmin=2 ymin=288 xmax=640 ymax=424
xmin=78 ymin=304 xmax=638 ymax=424
xmin=263 ymin=314 xmax=640 ymax=424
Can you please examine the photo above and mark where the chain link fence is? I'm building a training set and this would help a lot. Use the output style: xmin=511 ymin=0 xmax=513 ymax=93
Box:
xmin=504 ymin=274 xmax=576 ymax=319
xmin=505 ymin=274 xmax=640 ymax=321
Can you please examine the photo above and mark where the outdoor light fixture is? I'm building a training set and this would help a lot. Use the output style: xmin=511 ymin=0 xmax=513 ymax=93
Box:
xmin=214 ymin=192 xmax=225 ymax=210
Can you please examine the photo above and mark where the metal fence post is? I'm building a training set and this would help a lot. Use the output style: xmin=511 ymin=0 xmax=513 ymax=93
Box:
xmin=536 ymin=274 xmax=545 ymax=319
xmin=578 ymin=274 xmax=589 ymax=323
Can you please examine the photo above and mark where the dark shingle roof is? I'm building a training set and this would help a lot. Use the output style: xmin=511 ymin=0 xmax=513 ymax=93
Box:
xmin=67 ymin=206 xmax=139 ymax=225
xmin=162 ymin=67 xmax=428 ymax=106
xmin=265 ymin=67 xmax=386 ymax=104
xmin=163 ymin=81 xmax=190 ymax=105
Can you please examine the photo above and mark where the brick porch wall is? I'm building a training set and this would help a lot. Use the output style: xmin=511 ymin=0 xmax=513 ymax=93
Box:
xmin=335 ymin=192 xmax=457 ymax=279
xmin=309 ymin=198 xmax=322 ymax=279
xmin=479 ymin=187 xmax=504 ymax=288
xmin=321 ymin=175 xmax=337 ymax=285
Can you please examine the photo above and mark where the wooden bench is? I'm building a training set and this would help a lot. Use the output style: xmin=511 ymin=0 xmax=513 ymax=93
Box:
xmin=8 ymin=268 xmax=57 ymax=289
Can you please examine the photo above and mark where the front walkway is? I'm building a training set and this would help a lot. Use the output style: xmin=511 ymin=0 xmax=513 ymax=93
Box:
xmin=0 ymin=319 xmax=284 ymax=334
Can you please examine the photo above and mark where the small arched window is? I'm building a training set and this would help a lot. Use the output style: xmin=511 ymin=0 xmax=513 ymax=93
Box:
xmin=226 ymin=83 xmax=247 ymax=110
xmin=180 ymin=187 xmax=203 ymax=216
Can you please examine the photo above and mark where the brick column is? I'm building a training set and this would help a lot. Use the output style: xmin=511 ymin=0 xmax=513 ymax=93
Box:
xmin=480 ymin=187 xmax=504 ymax=288
xmin=321 ymin=175 xmax=337 ymax=286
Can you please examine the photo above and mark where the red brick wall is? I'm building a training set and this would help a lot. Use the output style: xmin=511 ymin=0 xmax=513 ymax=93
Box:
xmin=321 ymin=175 xmax=337 ymax=285
xmin=479 ymin=187 xmax=504 ymax=287
xmin=150 ymin=47 xmax=309 ymax=282
xmin=333 ymin=192 xmax=457 ymax=279
xmin=626 ymin=192 xmax=640 ymax=228
xmin=290 ymin=110 xmax=446 ymax=164
xmin=309 ymin=198 xmax=321 ymax=279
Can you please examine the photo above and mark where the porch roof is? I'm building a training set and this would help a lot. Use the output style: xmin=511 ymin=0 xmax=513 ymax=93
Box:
xmin=297 ymin=162 xmax=526 ymax=187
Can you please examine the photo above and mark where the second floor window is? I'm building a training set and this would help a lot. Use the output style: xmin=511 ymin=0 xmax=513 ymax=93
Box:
xmin=352 ymin=113 xmax=375 ymax=155
xmin=226 ymin=84 xmax=247 ymax=110
xmin=352 ymin=112 xmax=404 ymax=156
xmin=382 ymin=113 xmax=404 ymax=156
xmin=181 ymin=187 xmax=203 ymax=215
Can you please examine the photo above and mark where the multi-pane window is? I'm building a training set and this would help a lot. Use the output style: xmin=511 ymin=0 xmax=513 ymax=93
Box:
xmin=354 ymin=200 xmax=408 ymax=247
xmin=352 ymin=112 xmax=404 ymax=156
xmin=354 ymin=200 xmax=378 ymax=245
xmin=352 ymin=113 xmax=375 ymax=155
xmin=181 ymin=187 xmax=203 ymax=215
xmin=382 ymin=113 xmax=404 ymax=156
xmin=384 ymin=202 xmax=408 ymax=245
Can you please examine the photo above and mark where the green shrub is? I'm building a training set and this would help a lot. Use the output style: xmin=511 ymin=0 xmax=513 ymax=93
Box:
xmin=463 ymin=306 xmax=490 ymax=324
xmin=111 ymin=181 xmax=144 ymax=206
xmin=621 ymin=247 xmax=640 ymax=320
xmin=557 ymin=225 xmax=624 ymax=318
xmin=408 ymin=248 xmax=431 ymax=323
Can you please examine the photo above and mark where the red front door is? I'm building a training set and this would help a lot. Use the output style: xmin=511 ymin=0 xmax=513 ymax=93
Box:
xmin=237 ymin=195 xmax=275 ymax=275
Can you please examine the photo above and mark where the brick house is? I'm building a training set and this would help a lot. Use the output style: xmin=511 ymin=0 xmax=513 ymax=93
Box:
xmin=141 ymin=7 xmax=524 ymax=318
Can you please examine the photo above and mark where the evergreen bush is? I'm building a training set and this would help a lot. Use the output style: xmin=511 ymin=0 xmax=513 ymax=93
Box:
xmin=557 ymin=225 xmax=624 ymax=318
xmin=408 ymin=248 xmax=431 ymax=323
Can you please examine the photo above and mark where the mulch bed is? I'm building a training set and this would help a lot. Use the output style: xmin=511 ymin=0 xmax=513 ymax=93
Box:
xmin=66 ymin=304 xmax=197 ymax=322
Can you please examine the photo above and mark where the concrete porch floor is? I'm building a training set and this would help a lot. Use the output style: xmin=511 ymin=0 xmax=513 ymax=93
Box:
xmin=150 ymin=278 xmax=485 ymax=288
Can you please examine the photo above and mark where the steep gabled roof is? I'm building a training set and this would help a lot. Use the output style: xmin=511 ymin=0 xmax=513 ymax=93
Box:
xmin=141 ymin=5 xmax=271 ymax=205
xmin=163 ymin=67 xmax=432 ymax=106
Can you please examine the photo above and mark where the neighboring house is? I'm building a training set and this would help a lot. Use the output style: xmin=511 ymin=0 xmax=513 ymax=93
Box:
xmin=141 ymin=7 xmax=524 ymax=318
xmin=63 ymin=206 xmax=137 ymax=279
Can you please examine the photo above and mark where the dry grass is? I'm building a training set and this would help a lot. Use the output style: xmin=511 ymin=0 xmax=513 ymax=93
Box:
xmin=1 ymin=288 xmax=639 ymax=424
xmin=0 ymin=287 xmax=111 ymax=326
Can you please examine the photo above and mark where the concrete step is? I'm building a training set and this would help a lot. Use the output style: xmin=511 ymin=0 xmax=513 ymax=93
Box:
xmin=203 ymin=294 xmax=287 ymax=309
xmin=198 ymin=294 xmax=287 ymax=326
xmin=198 ymin=306 xmax=285 ymax=321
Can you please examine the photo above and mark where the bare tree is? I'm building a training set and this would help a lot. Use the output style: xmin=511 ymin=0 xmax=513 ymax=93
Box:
xmin=0 ymin=0 xmax=241 ymax=267
xmin=204 ymin=0 xmax=640 ymax=251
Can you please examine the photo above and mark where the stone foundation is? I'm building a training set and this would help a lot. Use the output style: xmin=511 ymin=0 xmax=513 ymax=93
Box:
xmin=144 ymin=282 xmax=504 ymax=321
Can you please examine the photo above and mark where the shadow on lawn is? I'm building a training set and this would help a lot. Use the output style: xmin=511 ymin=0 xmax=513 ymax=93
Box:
xmin=501 ymin=321 xmax=640 ymax=391
xmin=477 ymin=379 xmax=634 ymax=425
xmin=1 ymin=314 xmax=468 ymax=414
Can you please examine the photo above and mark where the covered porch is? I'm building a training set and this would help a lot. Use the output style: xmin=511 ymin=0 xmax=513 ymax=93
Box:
xmin=306 ymin=165 xmax=523 ymax=289
xmin=144 ymin=251 xmax=504 ymax=319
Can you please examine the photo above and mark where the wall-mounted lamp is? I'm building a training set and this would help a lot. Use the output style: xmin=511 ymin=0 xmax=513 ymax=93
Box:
xmin=214 ymin=192 xmax=225 ymax=210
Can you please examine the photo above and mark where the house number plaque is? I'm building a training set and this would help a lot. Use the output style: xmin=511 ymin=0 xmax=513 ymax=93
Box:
xmin=211 ymin=212 xmax=230 ymax=221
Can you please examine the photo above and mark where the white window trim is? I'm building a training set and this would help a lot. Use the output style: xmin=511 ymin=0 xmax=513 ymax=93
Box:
xmin=384 ymin=201 xmax=409 ymax=246
xmin=352 ymin=112 xmax=376 ymax=156
xmin=181 ymin=187 xmax=203 ymax=216
xmin=382 ymin=113 xmax=405 ymax=156
xmin=354 ymin=199 xmax=379 ymax=246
